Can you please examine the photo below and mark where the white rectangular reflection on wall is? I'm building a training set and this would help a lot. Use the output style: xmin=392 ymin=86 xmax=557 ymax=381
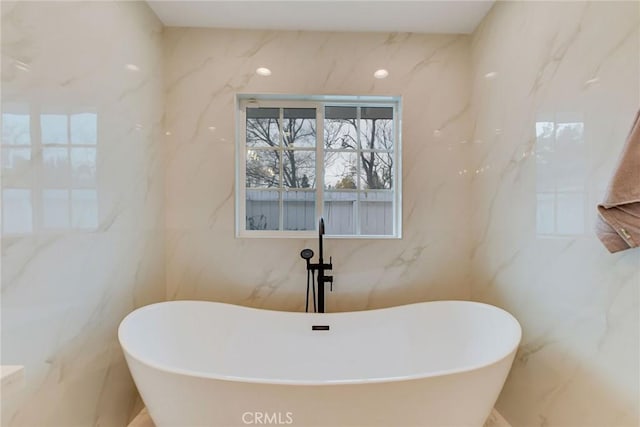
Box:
xmin=535 ymin=113 xmax=586 ymax=237
xmin=71 ymin=190 xmax=98 ymax=229
xmin=2 ymin=189 xmax=33 ymax=234
xmin=43 ymin=147 xmax=70 ymax=187
xmin=1 ymin=147 xmax=31 ymax=184
xmin=41 ymin=114 xmax=68 ymax=144
xmin=1 ymin=110 xmax=99 ymax=235
xmin=71 ymin=147 xmax=97 ymax=187
xmin=43 ymin=189 xmax=70 ymax=229
xmin=70 ymin=113 xmax=97 ymax=145
xmin=2 ymin=113 xmax=31 ymax=145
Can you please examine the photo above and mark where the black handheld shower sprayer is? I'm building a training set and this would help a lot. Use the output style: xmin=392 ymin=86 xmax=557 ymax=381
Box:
xmin=300 ymin=248 xmax=316 ymax=313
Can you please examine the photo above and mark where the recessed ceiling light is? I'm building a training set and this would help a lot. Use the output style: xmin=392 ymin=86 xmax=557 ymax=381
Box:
xmin=14 ymin=60 xmax=30 ymax=72
xmin=484 ymin=71 xmax=498 ymax=79
xmin=125 ymin=64 xmax=140 ymax=72
xmin=584 ymin=77 xmax=600 ymax=86
xmin=256 ymin=67 xmax=272 ymax=76
xmin=374 ymin=69 xmax=389 ymax=79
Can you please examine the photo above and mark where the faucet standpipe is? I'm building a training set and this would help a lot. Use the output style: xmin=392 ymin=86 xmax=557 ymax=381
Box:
xmin=301 ymin=218 xmax=333 ymax=313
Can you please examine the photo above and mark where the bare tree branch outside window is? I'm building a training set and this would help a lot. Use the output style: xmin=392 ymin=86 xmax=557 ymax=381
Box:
xmin=324 ymin=106 xmax=394 ymax=190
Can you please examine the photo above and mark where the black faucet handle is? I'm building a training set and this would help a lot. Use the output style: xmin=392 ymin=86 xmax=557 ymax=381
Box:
xmin=324 ymin=256 xmax=332 ymax=270
xmin=324 ymin=275 xmax=333 ymax=291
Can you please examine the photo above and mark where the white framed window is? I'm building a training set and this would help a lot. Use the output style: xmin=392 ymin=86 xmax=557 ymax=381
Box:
xmin=236 ymin=94 xmax=402 ymax=238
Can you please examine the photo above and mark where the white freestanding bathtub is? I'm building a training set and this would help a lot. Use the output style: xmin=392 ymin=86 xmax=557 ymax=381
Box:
xmin=118 ymin=300 xmax=521 ymax=427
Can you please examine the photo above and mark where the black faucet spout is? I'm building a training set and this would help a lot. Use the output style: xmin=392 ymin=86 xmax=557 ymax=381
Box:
xmin=317 ymin=218 xmax=329 ymax=313
xmin=318 ymin=218 xmax=325 ymax=261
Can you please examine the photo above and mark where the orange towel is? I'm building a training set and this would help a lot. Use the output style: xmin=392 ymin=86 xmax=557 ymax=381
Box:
xmin=596 ymin=110 xmax=640 ymax=253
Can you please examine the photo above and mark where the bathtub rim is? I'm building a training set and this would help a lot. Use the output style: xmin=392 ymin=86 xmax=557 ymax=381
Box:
xmin=118 ymin=299 xmax=522 ymax=386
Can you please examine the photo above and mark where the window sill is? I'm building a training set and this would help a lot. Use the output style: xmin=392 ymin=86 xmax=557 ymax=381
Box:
xmin=236 ymin=231 xmax=402 ymax=239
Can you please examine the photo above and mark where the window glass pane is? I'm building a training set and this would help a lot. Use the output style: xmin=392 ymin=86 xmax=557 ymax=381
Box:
xmin=360 ymin=107 xmax=393 ymax=150
xmin=283 ymin=190 xmax=315 ymax=231
xmin=361 ymin=107 xmax=393 ymax=120
xmin=359 ymin=191 xmax=393 ymax=235
xmin=43 ymin=189 xmax=70 ymax=229
xmin=70 ymin=113 xmax=97 ymax=145
xmin=43 ymin=147 xmax=70 ymax=187
xmin=246 ymin=108 xmax=280 ymax=148
xmin=247 ymin=108 xmax=280 ymax=119
xmin=246 ymin=190 xmax=279 ymax=230
xmin=246 ymin=149 xmax=280 ymax=188
xmin=283 ymin=150 xmax=315 ymax=189
xmin=71 ymin=147 xmax=97 ymax=187
xmin=2 ymin=189 xmax=32 ymax=234
xmin=325 ymin=106 xmax=357 ymax=120
xmin=2 ymin=114 xmax=31 ymax=145
xmin=283 ymin=108 xmax=316 ymax=148
xmin=325 ymin=106 xmax=357 ymax=150
xmin=323 ymin=191 xmax=356 ymax=235
xmin=359 ymin=152 xmax=393 ymax=190
xmin=324 ymin=151 xmax=357 ymax=190
xmin=41 ymin=114 xmax=68 ymax=144
xmin=283 ymin=108 xmax=316 ymax=119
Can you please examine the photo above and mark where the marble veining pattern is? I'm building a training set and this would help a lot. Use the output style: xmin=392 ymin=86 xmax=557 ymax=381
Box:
xmin=1 ymin=2 xmax=165 ymax=426
xmin=164 ymin=29 xmax=474 ymax=312
xmin=2 ymin=2 xmax=638 ymax=427
xmin=469 ymin=2 xmax=639 ymax=426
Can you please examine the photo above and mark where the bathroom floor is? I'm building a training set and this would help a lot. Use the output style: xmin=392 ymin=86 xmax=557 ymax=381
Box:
xmin=128 ymin=408 xmax=506 ymax=427
xmin=129 ymin=409 xmax=153 ymax=427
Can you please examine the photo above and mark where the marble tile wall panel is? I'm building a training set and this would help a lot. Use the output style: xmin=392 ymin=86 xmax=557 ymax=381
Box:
xmin=164 ymin=29 xmax=474 ymax=312
xmin=1 ymin=2 xmax=165 ymax=426
xmin=469 ymin=2 xmax=640 ymax=426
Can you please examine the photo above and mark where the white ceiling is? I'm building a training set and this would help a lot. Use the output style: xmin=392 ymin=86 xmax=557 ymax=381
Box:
xmin=147 ymin=1 xmax=495 ymax=34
